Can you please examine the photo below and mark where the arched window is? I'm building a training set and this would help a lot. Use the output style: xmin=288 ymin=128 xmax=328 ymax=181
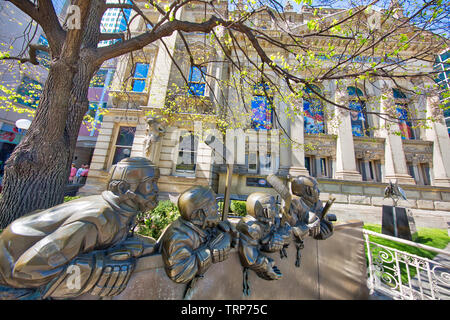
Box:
xmin=393 ymin=88 xmax=415 ymax=140
xmin=303 ymin=85 xmax=325 ymax=134
xmin=347 ymin=86 xmax=369 ymax=137
xmin=251 ymin=82 xmax=273 ymax=130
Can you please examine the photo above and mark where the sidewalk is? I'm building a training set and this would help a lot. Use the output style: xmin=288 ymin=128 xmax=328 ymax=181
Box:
xmin=407 ymin=242 xmax=450 ymax=299
xmin=330 ymin=203 xmax=450 ymax=230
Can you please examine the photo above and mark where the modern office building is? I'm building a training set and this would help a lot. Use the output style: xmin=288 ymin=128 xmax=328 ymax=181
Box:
xmin=434 ymin=49 xmax=450 ymax=135
xmin=99 ymin=0 xmax=133 ymax=47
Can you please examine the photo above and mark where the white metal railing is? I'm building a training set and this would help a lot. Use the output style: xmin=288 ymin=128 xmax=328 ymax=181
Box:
xmin=363 ymin=229 xmax=450 ymax=300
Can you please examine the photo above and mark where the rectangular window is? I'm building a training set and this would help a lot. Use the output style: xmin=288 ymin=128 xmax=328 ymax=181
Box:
xmin=305 ymin=156 xmax=312 ymax=176
xmin=357 ymin=159 xmax=382 ymax=182
xmin=259 ymin=153 xmax=272 ymax=175
xmin=16 ymin=76 xmax=43 ymax=109
xmin=112 ymin=126 xmax=136 ymax=165
xmin=175 ymin=131 xmax=198 ymax=173
xmin=422 ymin=163 xmax=431 ymax=186
xmin=86 ymin=102 xmax=107 ymax=123
xmin=407 ymin=161 xmax=416 ymax=181
xmin=246 ymin=151 xmax=278 ymax=174
xmin=90 ymin=69 xmax=109 ymax=88
xmin=407 ymin=162 xmax=431 ymax=185
xmin=246 ymin=152 xmax=258 ymax=173
xmin=35 ymin=35 xmax=50 ymax=68
xmin=188 ymin=65 xmax=207 ymax=96
xmin=305 ymin=156 xmax=331 ymax=178
xmin=131 ymin=63 xmax=149 ymax=92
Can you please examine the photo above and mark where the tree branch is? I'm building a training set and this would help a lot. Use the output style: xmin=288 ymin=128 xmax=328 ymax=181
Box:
xmin=99 ymin=33 xmax=125 ymax=42
xmin=0 ymin=44 xmax=49 ymax=65
xmin=94 ymin=16 xmax=224 ymax=66
xmin=7 ymin=0 xmax=65 ymax=56
xmin=106 ymin=4 xmax=134 ymax=10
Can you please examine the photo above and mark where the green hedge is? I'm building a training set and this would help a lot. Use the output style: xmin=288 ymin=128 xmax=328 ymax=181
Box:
xmin=218 ymin=200 xmax=247 ymax=216
xmin=230 ymin=200 xmax=247 ymax=216
xmin=136 ymin=200 xmax=180 ymax=239
xmin=64 ymin=196 xmax=81 ymax=202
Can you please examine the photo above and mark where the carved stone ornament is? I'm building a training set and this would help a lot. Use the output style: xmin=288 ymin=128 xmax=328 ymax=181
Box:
xmin=354 ymin=138 xmax=385 ymax=160
xmin=304 ymin=135 xmax=337 ymax=158
xmin=143 ymin=116 xmax=166 ymax=158
xmin=380 ymin=84 xmax=396 ymax=118
xmin=334 ymin=87 xmax=350 ymax=117
xmin=403 ymin=140 xmax=433 ymax=164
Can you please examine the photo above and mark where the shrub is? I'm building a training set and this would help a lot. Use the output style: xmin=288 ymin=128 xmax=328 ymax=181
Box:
xmin=136 ymin=200 xmax=180 ymax=240
xmin=64 ymin=196 xmax=81 ymax=202
xmin=230 ymin=200 xmax=247 ymax=216
xmin=217 ymin=200 xmax=247 ymax=216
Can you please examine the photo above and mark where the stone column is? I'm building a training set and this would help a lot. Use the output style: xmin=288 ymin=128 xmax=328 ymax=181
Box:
xmin=195 ymin=121 xmax=215 ymax=184
xmin=288 ymin=95 xmax=309 ymax=177
xmin=276 ymin=83 xmax=292 ymax=176
xmin=212 ymin=26 xmax=229 ymax=110
xmin=425 ymin=90 xmax=450 ymax=187
xmin=130 ymin=117 xmax=149 ymax=158
xmin=377 ymin=82 xmax=415 ymax=184
xmin=332 ymin=82 xmax=362 ymax=181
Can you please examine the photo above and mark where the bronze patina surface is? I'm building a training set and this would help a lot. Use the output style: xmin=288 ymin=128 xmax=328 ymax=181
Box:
xmin=104 ymin=221 xmax=368 ymax=300
xmin=267 ymin=174 xmax=336 ymax=268
xmin=0 ymin=163 xmax=347 ymax=300
xmin=159 ymin=186 xmax=233 ymax=284
xmin=237 ymin=192 xmax=290 ymax=287
xmin=0 ymin=157 xmax=159 ymax=299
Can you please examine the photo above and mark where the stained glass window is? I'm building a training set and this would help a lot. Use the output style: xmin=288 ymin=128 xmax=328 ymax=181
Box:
xmin=347 ymin=86 xmax=364 ymax=97
xmin=251 ymin=83 xmax=273 ymax=130
xmin=349 ymin=101 xmax=366 ymax=137
xmin=393 ymin=89 xmax=415 ymax=140
xmin=36 ymin=35 xmax=50 ymax=68
xmin=347 ymin=86 xmax=368 ymax=137
xmin=303 ymin=85 xmax=325 ymax=134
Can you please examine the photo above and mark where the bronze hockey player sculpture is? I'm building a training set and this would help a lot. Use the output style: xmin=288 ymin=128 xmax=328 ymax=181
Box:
xmin=0 ymin=156 xmax=338 ymax=300
xmin=159 ymin=186 xmax=233 ymax=299
xmin=0 ymin=157 xmax=160 ymax=299
xmin=236 ymin=192 xmax=291 ymax=295
xmin=267 ymin=174 xmax=336 ymax=267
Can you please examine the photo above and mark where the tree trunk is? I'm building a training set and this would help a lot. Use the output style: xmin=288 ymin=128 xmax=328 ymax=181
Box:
xmin=0 ymin=59 xmax=93 ymax=228
xmin=0 ymin=0 xmax=104 ymax=228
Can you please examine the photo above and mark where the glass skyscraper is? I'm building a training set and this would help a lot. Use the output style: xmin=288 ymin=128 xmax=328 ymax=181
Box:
xmin=434 ymin=49 xmax=450 ymax=135
xmin=99 ymin=0 xmax=132 ymax=47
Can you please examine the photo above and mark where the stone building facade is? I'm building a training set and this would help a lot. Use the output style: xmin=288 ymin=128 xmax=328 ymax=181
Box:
xmin=80 ymin=2 xmax=450 ymax=211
